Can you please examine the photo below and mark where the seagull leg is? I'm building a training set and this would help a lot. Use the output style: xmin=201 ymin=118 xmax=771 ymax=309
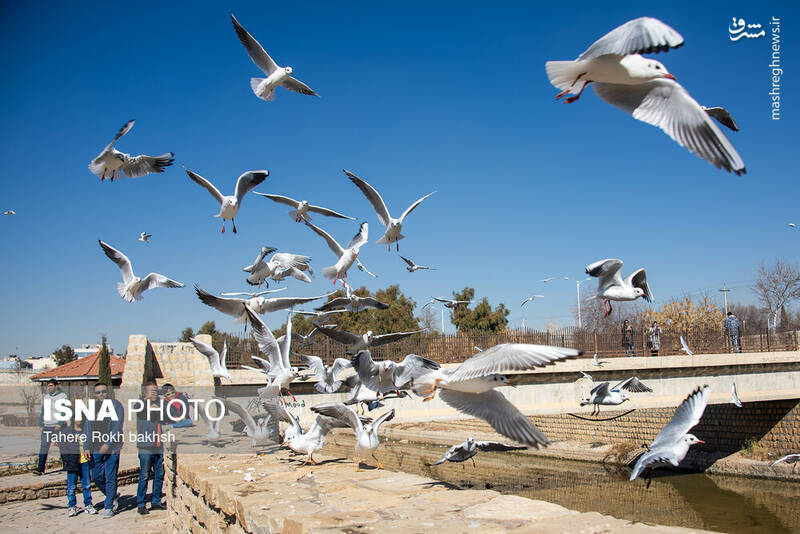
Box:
xmin=310 ymin=455 xmax=317 ymax=465
xmin=565 ymin=81 xmax=591 ymax=104
xmin=221 ymin=221 xmax=225 ymax=234
xmin=232 ymin=219 xmax=238 ymax=234
xmin=555 ymin=72 xmax=587 ymax=100
xmin=418 ymin=378 xmax=441 ymax=397
xmin=396 ymin=242 xmax=399 ymax=252
xmin=333 ymin=272 xmax=339 ymax=285
xmin=372 ymin=453 xmax=384 ymax=469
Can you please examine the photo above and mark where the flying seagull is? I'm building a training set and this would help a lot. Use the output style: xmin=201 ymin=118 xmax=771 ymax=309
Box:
xmin=254 ymin=192 xmax=353 ymax=222
xmin=341 ymin=373 xmax=409 ymax=414
xmin=304 ymin=220 xmax=368 ymax=285
xmin=789 ymin=223 xmax=797 ymax=229
xmin=98 ymin=240 xmax=183 ymax=302
xmin=679 ymin=336 xmax=693 ymax=356
xmin=703 ymin=106 xmax=739 ymax=132
xmin=545 ymin=17 xmax=745 ymax=175
xmin=730 ymin=382 xmax=742 ymax=408
xmin=351 ymin=350 xmax=440 ymax=396
xmin=311 ymin=402 xmax=395 ymax=470
xmin=230 ymin=13 xmax=318 ymax=101
xmin=579 ymin=372 xmax=652 ymax=415
xmin=185 ymin=168 xmax=268 ymax=234
xmin=297 ymin=354 xmax=352 ymax=393
xmin=315 ymin=282 xmax=389 ymax=313
xmin=3 ymin=210 xmax=15 ymax=216
xmin=400 ymin=256 xmax=435 ymax=272
xmin=422 ymin=297 xmax=472 ymax=309
xmin=771 ymin=454 xmax=800 ymax=470
xmin=520 ymin=295 xmax=545 ymax=307
xmin=538 ymin=278 xmax=554 ymax=283
xmin=89 ymin=120 xmax=174 ymax=181
xmin=189 ymin=337 xmax=231 ymax=381
xmin=428 ymin=437 xmax=526 ymax=467
xmin=244 ymin=306 xmax=300 ymax=402
xmin=244 ymin=248 xmax=313 ymax=287
xmin=220 ymin=288 xmax=287 ymax=298
xmin=138 ymin=232 xmax=151 ymax=243
xmin=630 ymin=385 xmax=709 ymax=482
xmin=313 ymin=325 xmax=424 ymax=355
xmin=585 ymin=258 xmax=654 ymax=316
xmin=344 ymin=170 xmax=436 ymax=251
xmin=194 ymin=285 xmax=329 ymax=325
xmin=413 ymin=344 xmax=581 ymax=447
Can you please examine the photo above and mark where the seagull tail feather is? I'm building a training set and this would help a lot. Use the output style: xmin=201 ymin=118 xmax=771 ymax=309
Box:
xmin=545 ymin=60 xmax=584 ymax=93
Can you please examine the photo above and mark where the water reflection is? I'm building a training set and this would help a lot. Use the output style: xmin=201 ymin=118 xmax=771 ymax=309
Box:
xmin=323 ymin=435 xmax=800 ymax=534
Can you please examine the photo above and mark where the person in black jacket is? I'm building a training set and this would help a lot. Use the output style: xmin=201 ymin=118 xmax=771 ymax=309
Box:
xmin=136 ymin=383 xmax=166 ymax=515
xmin=59 ymin=417 xmax=97 ymax=516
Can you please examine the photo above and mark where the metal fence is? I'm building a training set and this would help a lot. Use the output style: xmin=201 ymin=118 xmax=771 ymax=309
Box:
xmin=222 ymin=326 xmax=800 ymax=368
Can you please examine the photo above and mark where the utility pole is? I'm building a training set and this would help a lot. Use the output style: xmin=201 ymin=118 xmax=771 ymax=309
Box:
xmin=576 ymin=280 xmax=582 ymax=329
xmin=441 ymin=309 xmax=445 ymax=333
xmin=719 ymin=284 xmax=730 ymax=315
xmin=521 ymin=318 xmax=526 ymax=330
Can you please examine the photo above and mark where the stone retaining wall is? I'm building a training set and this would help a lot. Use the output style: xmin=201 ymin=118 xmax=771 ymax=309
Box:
xmin=0 ymin=466 xmax=139 ymax=504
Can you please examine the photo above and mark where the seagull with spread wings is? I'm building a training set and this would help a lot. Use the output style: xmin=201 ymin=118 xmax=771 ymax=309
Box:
xmin=243 ymin=246 xmax=313 ymax=287
xmin=351 ymin=350 xmax=440 ymax=396
xmin=138 ymin=232 xmax=151 ymax=243
xmin=298 ymin=354 xmax=352 ymax=393
xmin=680 ymin=336 xmax=693 ymax=356
xmin=631 ymin=386 xmax=709 ymax=483
xmin=195 ymin=285 xmax=329 ymax=326
xmin=189 ymin=338 xmax=231 ymax=381
xmin=428 ymin=437 xmax=526 ymax=467
xmin=730 ymin=382 xmax=743 ymax=408
xmin=98 ymin=240 xmax=184 ymax=302
xmin=185 ymin=168 xmax=268 ymax=234
xmin=281 ymin=407 xmax=357 ymax=466
xmin=244 ymin=306 xmax=300 ymax=402
xmin=89 ymin=120 xmax=174 ymax=181
xmin=423 ymin=296 xmax=472 ymax=309
xmin=413 ymin=344 xmax=580 ymax=447
xmin=313 ymin=324 xmax=424 ymax=355
xmin=400 ymin=256 xmax=435 ymax=272
xmin=586 ymin=258 xmax=654 ymax=317
xmin=315 ymin=282 xmax=389 ymax=313
xmin=344 ymin=170 xmax=435 ymax=251
xmin=579 ymin=372 xmax=652 ymax=415
xmin=304 ymin=220 xmax=368 ymax=285
xmin=520 ymin=295 xmax=545 ymax=307
xmin=311 ymin=402 xmax=395 ymax=470
xmin=545 ymin=17 xmax=745 ymax=175
xmin=230 ymin=13 xmax=318 ymax=101
xmin=254 ymin=192 xmax=353 ymax=223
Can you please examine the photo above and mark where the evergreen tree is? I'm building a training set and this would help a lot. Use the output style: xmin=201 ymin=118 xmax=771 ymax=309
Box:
xmin=449 ymin=287 xmax=509 ymax=333
xmin=53 ymin=345 xmax=76 ymax=367
xmin=179 ymin=327 xmax=194 ymax=342
xmin=97 ymin=336 xmax=112 ymax=387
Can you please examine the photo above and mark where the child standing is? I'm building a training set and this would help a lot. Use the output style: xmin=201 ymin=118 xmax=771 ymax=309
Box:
xmin=60 ymin=418 xmax=97 ymax=516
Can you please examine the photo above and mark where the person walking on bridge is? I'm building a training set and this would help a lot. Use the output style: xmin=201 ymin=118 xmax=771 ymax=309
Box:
xmin=724 ymin=312 xmax=741 ymax=353
xmin=647 ymin=321 xmax=661 ymax=356
xmin=621 ymin=320 xmax=637 ymax=357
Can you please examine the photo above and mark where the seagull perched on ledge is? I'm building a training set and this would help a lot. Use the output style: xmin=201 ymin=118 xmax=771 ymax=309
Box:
xmin=312 ymin=402 xmax=395 ymax=470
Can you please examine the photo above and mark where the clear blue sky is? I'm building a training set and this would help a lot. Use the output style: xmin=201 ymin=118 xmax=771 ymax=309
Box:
xmin=0 ymin=1 xmax=796 ymax=357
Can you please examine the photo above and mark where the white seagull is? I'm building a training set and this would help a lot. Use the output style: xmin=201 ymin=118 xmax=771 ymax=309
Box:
xmin=297 ymin=355 xmax=352 ymax=393
xmin=579 ymin=372 xmax=652 ymax=415
xmin=344 ymin=170 xmax=436 ymax=251
xmin=680 ymin=336 xmax=693 ymax=356
xmin=341 ymin=374 xmax=409 ymax=414
xmin=244 ymin=306 xmax=300 ymax=402
xmin=630 ymin=385 xmax=709 ymax=482
xmin=189 ymin=337 xmax=231 ymax=381
xmin=311 ymin=402 xmax=395 ymax=470
xmin=539 ymin=278 xmax=554 ymax=283
xmin=230 ymin=13 xmax=318 ymax=101
xmin=98 ymin=240 xmax=184 ymax=302
xmin=400 ymin=256 xmax=435 ymax=272
xmin=220 ymin=288 xmax=287 ymax=298
xmin=413 ymin=344 xmax=581 ymax=447
xmin=771 ymin=454 xmax=800 ymax=470
xmin=224 ymin=398 xmax=277 ymax=446
xmin=254 ymin=192 xmax=354 ymax=223
xmin=185 ymin=168 xmax=268 ymax=234
xmin=138 ymin=232 xmax=152 ymax=243
xmin=545 ymin=17 xmax=745 ymax=175
xmin=243 ymin=247 xmax=313 ymax=287
xmin=730 ymin=382 xmax=742 ymax=408
xmin=351 ymin=350 xmax=440 ymax=396
xmin=703 ymin=106 xmax=739 ymax=132
xmin=282 ymin=408 xmax=351 ymax=467
xmin=520 ymin=295 xmax=545 ymax=307
xmin=428 ymin=437 xmax=526 ymax=467
xmin=194 ymin=285 xmax=329 ymax=325
xmin=315 ymin=282 xmax=389 ymax=313
xmin=593 ymin=352 xmax=604 ymax=367
xmin=423 ymin=296 xmax=472 ymax=309
xmin=89 ymin=120 xmax=174 ymax=181
xmin=3 ymin=210 xmax=16 ymax=216
xmin=314 ymin=325 xmax=424 ymax=355
xmin=585 ymin=258 xmax=654 ymax=316
xmin=304 ymin=220 xmax=368 ymax=286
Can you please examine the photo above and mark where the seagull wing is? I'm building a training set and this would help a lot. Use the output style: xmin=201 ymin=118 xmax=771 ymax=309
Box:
xmin=393 ymin=354 xmax=440 ymax=388
xmin=430 ymin=443 xmax=462 ymax=465
xmin=222 ymin=398 xmax=259 ymax=438
xmin=304 ymin=219 xmax=344 ymax=257
xmin=297 ymin=354 xmax=326 ymax=381
xmin=649 ymin=385 xmax=710 ymax=450
xmin=99 ymin=240 xmax=134 ymax=284
xmin=371 ymin=408 xmax=395 ymax=433
xmin=120 ymin=153 xmax=174 ymax=178
xmin=356 ymin=259 xmax=377 ymax=278
xmin=447 ymin=344 xmax=580 ymax=383
xmin=399 ymin=256 xmax=416 ymax=268
xmin=344 ymin=170 xmax=391 ymax=227
xmin=579 ymin=370 xmax=593 ymax=382
xmin=612 ymin=376 xmax=652 ymax=393
xmin=357 ymin=297 xmax=389 ymax=310
xmin=578 ymin=17 xmax=684 ymax=60
xmin=439 ymin=388 xmax=549 ymax=447
xmin=243 ymin=305 xmax=283 ymax=369
xmin=185 ymin=169 xmax=224 ymax=204
xmin=331 ymin=358 xmax=353 ymax=376
xmin=625 ymin=269 xmax=654 ymax=303
xmin=346 ymin=222 xmax=369 ymax=250
xmin=109 ymin=119 xmax=134 ymax=145
xmin=771 ymin=454 xmax=800 ymax=467
xmin=315 ymin=297 xmax=351 ymax=311
xmin=258 ymin=383 xmax=293 ymax=424
xmin=593 ymin=79 xmax=746 ymax=175
xmin=399 ymin=191 xmax=436 ymax=222
xmin=307 ymin=204 xmax=355 ymax=219
xmin=585 ymin=258 xmax=624 ymax=290
xmin=350 ymin=350 xmax=380 ymax=383
xmin=730 ymin=383 xmax=742 ymax=408
xmin=251 ymin=355 xmax=272 ymax=373
xmin=590 ymin=382 xmax=610 ymax=397
xmin=370 ymin=330 xmax=425 ymax=347
xmin=230 ymin=13 xmax=279 ymax=74
xmin=190 ymin=337 xmax=220 ymax=370
xmin=195 ymin=286 xmax=246 ymax=319
xmin=255 ymin=193 xmax=299 ymax=208
xmin=475 ymin=441 xmax=528 ymax=452
xmin=310 ymin=402 xmax=363 ymax=433
xmin=315 ymin=324 xmax=361 ymax=345
xmin=234 ymin=170 xmax=269 ymax=206
xmin=680 ymin=336 xmax=693 ymax=356
xmin=281 ymin=76 xmax=319 ymax=96
xmin=140 ymin=273 xmax=184 ymax=291
xmin=704 ymin=106 xmax=739 ymax=132
xmin=257 ymin=294 xmax=329 ymax=313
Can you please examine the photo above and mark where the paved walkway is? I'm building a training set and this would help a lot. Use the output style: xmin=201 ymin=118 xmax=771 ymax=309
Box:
xmin=0 ymin=482 xmax=167 ymax=533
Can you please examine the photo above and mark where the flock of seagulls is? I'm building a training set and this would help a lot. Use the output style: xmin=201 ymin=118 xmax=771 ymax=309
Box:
xmin=79 ymin=11 xmax=795 ymax=489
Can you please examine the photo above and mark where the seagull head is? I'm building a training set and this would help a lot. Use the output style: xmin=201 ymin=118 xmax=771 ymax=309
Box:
xmin=626 ymin=56 xmax=676 ymax=81
xmin=621 ymin=393 xmax=631 ymax=402
xmin=490 ymin=374 xmax=515 ymax=388
xmin=684 ymin=434 xmax=704 ymax=446
xmin=285 ymin=66 xmax=293 ymax=75
xmin=633 ymin=287 xmax=646 ymax=299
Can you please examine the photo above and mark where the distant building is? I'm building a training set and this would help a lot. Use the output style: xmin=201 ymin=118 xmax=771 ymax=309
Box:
xmin=30 ymin=350 xmax=125 ymax=398
xmin=75 ymin=344 xmax=109 ymax=358
xmin=26 ymin=355 xmax=56 ymax=371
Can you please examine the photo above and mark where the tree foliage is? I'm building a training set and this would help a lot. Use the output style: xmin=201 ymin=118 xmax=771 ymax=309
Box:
xmin=449 ymin=287 xmax=509 ymax=333
xmin=641 ymin=296 xmax=724 ymax=338
xmin=753 ymin=259 xmax=800 ymax=328
xmin=179 ymin=327 xmax=194 ymax=342
xmin=198 ymin=321 xmax=217 ymax=336
xmin=97 ymin=336 xmax=111 ymax=387
xmin=53 ymin=345 xmax=76 ymax=367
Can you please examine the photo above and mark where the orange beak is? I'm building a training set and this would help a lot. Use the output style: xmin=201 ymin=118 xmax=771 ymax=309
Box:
xmin=507 ymin=378 xmax=518 ymax=388
xmin=696 ymin=439 xmax=705 ymax=444
xmin=664 ymin=73 xmax=677 ymax=80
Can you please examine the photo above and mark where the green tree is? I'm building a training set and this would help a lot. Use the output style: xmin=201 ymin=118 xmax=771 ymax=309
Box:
xmin=97 ymin=336 xmax=112 ymax=387
xmin=179 ymin=327 xmax=194 ymax=342
xmin=199 ymin=321 xmax=217 ymax=336
xmin=313 ymin=285 xmax=420 ymax=334
xmin=449 ymin=287 xmax=509 ymax=333
xmin=53 ymin=345 xmax=76 ymax=367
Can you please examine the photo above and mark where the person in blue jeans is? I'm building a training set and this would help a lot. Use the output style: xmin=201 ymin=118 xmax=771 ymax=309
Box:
xmin=34 ymin=378 xmax=67 ymax=475
xmin=59 ymin=417 xmax=97 ymax=516
xmin=84 ymin=382 xmax=124 ymax=519
xmin=136 ymin=383 xmax=166 ymax=515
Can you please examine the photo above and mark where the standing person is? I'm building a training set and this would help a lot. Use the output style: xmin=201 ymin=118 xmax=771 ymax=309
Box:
xmin=621 ymin=320 xmax=637 ymax=357
xmin=59 ymin=417 xmax=97 ymax=517
xmin=136 ymin=383 xmax=166 ymax=515
xmin=34 ymin=378 xmax=68 ymax=475
xmin=724 ymin=312 xmax=741 ymax=353
xmin=647 ymin=321 xmax=662 ymax=356
xmin=162 ymin=383 xmax=193 ymax=428
xmin=84 ymin=382 xmax=124 ymax=519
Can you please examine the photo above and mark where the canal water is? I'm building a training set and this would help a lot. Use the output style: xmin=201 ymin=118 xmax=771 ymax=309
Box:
xmin=323 ymin=435 xmax=800 ymax=534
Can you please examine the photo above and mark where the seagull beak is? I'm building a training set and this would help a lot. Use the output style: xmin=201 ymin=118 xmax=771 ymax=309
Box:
xmin=507 ymin=378 xmax=518 ymax=388
xmin=696 ymin=439 xmax=705 ymax=444
xmin=664 ymin=73 xmax=676 ymax=80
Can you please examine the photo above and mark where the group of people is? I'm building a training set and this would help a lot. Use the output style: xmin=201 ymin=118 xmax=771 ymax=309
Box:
xmin=36 ymin=379 xmax=192 ymax=518
xmin=619 ymin=312 xmax=744 ymax=357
